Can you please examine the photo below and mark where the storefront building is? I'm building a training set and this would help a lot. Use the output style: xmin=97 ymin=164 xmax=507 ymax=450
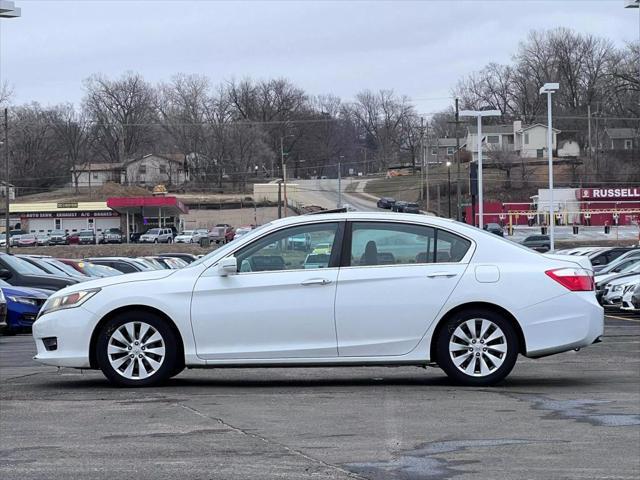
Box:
xmin=9 ymin=201 xmax=120 ymax=234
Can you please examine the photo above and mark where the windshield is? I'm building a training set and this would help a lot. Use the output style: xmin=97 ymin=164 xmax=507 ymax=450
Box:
xmin=146 ymin=229 xmax=161 ymax=235
xmin=45 ymin=259 xmax=87 ymax=277
xmin=1 ymin=255 xmax=52 ymax=275
xmin=180 ymin=230 xmax=195 ymax=235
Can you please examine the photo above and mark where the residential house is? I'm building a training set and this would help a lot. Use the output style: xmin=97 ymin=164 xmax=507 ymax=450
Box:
xmin=71 ymin=154 xmax=189 ymax=188
xmin=430 ymin=138 xmax=465 ymax=164
xmin=602 ymin=128 xmax=638 ymax=151
xmin=463 ymin=121 xmax=560 ymax=161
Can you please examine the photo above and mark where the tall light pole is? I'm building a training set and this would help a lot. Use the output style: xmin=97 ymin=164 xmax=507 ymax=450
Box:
xmin=540 ymin=83 xmax=559 ymax=252
xmin=626 ymin=1 xmax=640 ymax=84
xmin=459 ymin=109 xmax=501 ymax=229
xmin=1 ymin=1 xmax=21 ymax=253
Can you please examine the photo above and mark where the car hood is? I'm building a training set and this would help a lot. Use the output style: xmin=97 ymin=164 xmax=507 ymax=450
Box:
xmin=1 ymin=285 xmax=50 ymax=299
xmin=175 ymin=235 xmax=193 ymax=240
xmin=53 ymin=268 xmax=176 ymax=296
xmin=601 ymin=272 xmax=640 ymax=287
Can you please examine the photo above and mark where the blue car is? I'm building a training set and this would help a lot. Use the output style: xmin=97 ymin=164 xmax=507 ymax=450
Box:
xmin=0 ymin=279 xmax=51 ymax=333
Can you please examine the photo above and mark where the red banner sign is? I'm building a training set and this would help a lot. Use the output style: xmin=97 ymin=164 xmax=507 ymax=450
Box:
xmin=577 ymin=188 xmax=640 ymax=201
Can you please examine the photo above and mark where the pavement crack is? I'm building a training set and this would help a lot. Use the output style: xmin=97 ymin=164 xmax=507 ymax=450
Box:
xmin=176 ymin=402 xmax=368 ymax=479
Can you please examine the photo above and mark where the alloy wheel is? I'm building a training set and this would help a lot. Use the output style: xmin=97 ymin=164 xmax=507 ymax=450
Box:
xmin=448 ymin=318 xmax=507 ymax=377
xmin=107 ymin=321 xmax=166 ymax=380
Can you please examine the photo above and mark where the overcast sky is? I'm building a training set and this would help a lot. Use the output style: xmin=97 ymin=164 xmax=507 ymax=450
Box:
xmin=0 ymin=0 xmax=637 ymax=115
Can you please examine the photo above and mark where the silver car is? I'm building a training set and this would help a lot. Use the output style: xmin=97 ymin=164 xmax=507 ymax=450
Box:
xmin=139 ymin=228 xmax=174 ymax=244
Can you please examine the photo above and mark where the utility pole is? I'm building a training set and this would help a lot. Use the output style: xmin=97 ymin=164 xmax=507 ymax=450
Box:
xmin=455 ymin=98 xmax=462 ymax=221
xmin=425 ymin=122 xmax=430 ymax=211
xmin=277 ymin=180 xmax=282 ymax=219
xmin=337 ymin=156 xmax=343 ymax=207
xmin=419 ymin=117 xmax=425 ymax=202
xmin=587 ymin=104 xmax=592 ymax=165
xmin=4 ymin=108 xmax=9 ymax=253
xmin=280 ymin=137 xmax=288 ymax=217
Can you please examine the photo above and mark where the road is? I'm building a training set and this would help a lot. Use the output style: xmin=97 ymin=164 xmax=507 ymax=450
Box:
xmin=294 ymin=178 xmax=379 ymax=211
xmin=1 ymin=315 xmax=638 ymax=479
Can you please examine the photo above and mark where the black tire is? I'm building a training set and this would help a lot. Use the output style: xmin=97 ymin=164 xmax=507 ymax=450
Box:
xmin=96 ymin=311 xmax=178 ymax=387
xmin=435 ymin=308 xmax=519 ymax=386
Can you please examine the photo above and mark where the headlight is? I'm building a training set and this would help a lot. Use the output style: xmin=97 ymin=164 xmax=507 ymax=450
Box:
xmin=612 ymin=285 xmax=624 ymax=292
xmin=39 ymin=288 xmax=101 ymax=317
xmin=7 ymin=295 xmax=40 ymax=306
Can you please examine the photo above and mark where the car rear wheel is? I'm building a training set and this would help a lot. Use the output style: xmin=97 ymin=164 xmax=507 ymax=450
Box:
xmin=436 ymin=309 xmax=518 ymax=386
xmin=96 ymin=312 xmax=178 ymax=387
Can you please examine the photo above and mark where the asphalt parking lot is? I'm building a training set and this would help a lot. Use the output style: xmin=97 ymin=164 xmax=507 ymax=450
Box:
xmin=1 ymin=315 xmax=639 ymax=480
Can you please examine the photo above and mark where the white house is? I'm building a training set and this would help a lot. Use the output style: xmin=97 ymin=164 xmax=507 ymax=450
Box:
xmin=0 ymin=181 xmax=16 ymax=200
xmin=71 ymin=154 xmax=189 ymax=188
xmin=463 ymin=121 xmax=560 ymax=161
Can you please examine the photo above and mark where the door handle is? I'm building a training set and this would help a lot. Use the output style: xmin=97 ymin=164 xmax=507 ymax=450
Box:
xmin=301 ymin=278 xmax=332 ymax=286
xmin=426 ymin=272 xmax=458 ymax=278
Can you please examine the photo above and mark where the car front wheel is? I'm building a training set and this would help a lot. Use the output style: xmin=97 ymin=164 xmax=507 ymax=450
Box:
xmin=96 ymin=312 xmax=178 ymax=387
xmin=436 ymin=309 xmax=518 ymax=386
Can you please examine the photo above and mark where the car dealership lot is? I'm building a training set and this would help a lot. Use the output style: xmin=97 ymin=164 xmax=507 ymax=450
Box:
xmin=1 ymin=316 xmax=638 ymax=480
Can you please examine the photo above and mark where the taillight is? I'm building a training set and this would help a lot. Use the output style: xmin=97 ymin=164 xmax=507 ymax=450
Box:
xmin=545 ymin=268 xmax=594 ymax=292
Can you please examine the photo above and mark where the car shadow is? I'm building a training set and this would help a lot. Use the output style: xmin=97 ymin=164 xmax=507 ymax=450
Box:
xmin=39 ymin=371 xmax=593 ymax=391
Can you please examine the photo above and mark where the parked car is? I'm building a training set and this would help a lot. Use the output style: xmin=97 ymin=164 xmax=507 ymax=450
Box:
xmin=139 ymin=228 xmax=174 ymax=244
xmin=67 ymin=233 xmax=80 ymax=245
xmin=521 ymin=235 xmax=550 ymax=252
xmin=0 ymin=253 xmax=80 ymax=290
xmin=391 ymin=201 xmax=408 ymax=212
xmin=35 ymin=233 xmax=50 ymax=246
xmin=303 ymin=253 xmax=330 ymax=269
xmin=157 ymin=253 xmax=198 ymax=264
xmin=208 ymin=226 xmax=228 ymax=244
xmin=146 ymin=256 xmax=187 ymax=270
xmin=589 ymin=247 xmax=636 ymax=268
xmin=0 ymin=279 xmax=50 ymax=333
xmin=216 ymin=224 xmax=236 ymax=243
xmin=17 ymin=234 xmax=38 ymax=247
xmin=57 ymin=259 xmax=122 ymax=278
xmin=403 ymin=203 xmax=421 ymax=214
xmin=174 ymin=230 xmax=205 ymax=244
xmin=84 ymin=257 xmax=151 ymax=274
xmin=600 ymin=273 xmax=640 ymax=308
xmin=100 ymin=228 xmax=123 ymax=244
xmin=288 ymin=233 xmax=311 ymax=251
xmin=0 ymin=288 xmax=6 ymax=332
xmin=78 ymin=230 xmax=96 ymax=245
xmin=33 ymin=211 xmax=603 ymax=387
xmin=484 ymin=223 xmax=504 ymax=237
xmin=621 ymin=282 xmax=640 ymax=311
xmin=9 ymin=235 xmax=21 ymax=247
xmin=594 ymin=261 xmax=640 ymax=290
xmin=48 ymin=229 xmax=68 ymax=245
xmin=376 ymin=197 xmax=396 ymax=209
xmin=593 ymin=249 xmax=640 ymax=272
xmin=234 ymin=225 xmax=256 ymax=240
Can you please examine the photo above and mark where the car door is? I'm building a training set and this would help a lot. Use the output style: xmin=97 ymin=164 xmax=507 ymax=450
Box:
xmin=190 ymin=221 xmax=344 ymax=360
xmin=334 ymin=221 xmax=472 ymax=357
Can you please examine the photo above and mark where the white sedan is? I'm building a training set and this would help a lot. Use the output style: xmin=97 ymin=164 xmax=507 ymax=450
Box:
xmin=174 ymin=230 xmax=204 ymax=244
xmin=32 ymin=212 xmax=603 ymax=387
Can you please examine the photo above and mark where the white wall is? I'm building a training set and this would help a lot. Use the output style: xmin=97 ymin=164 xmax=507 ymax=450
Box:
xmin=521 ymin=127 xmax=557 ymax=158
xmin=72 ymin=170 xmax=115 ymax=188
xmin=125 ymin=156 xmax=188 ymax=186
xmin=26 ymin=217 xmax=120 ymax=234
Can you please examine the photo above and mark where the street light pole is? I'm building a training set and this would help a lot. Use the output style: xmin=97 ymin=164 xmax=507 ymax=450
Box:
xmin=280 ymin=137 xmax=288 ymax=217
xmin=459 ymin=109 xmax=501 ymax=229
xmin=3 ymin=108 xmax=9 ymax=254
xmin=1 ymin=2 xmax=20 ymax=252
xmin=446 ymin=161 xmax=452 ymax=218
xmin=540 ymin=82 xmax=559 ymax=252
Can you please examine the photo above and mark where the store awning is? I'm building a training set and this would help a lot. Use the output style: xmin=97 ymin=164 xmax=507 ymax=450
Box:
xmin=106 ymin=196 xmax=189 ymax=217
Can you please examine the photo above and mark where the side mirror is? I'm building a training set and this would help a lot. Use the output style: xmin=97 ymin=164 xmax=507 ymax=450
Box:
xmin=0 ymin=268 xmax=11 ymax=280
xmin=217 ymin=257 xmax=237 ymax=276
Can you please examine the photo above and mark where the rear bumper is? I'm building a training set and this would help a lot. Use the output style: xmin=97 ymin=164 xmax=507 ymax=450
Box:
xmin=517 ymin=292 xmax=604 ymax=358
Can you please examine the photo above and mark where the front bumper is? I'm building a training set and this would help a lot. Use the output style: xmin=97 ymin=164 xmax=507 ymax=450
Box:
xmin=517 ymin=291 xmax=604 ymax=358
xmin=32 ymin=306 xmax=94 ymax=368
